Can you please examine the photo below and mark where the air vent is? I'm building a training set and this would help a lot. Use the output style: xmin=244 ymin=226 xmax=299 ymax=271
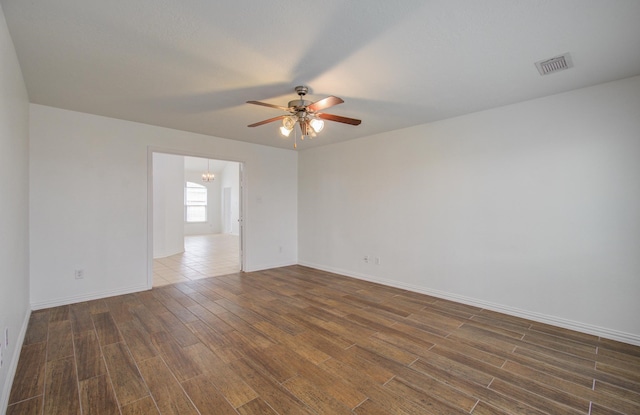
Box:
xmin=535 ymin=53 xmax=573 ymax=75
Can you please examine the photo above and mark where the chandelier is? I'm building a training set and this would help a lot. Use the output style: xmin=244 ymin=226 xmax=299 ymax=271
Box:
xmin=202 ymin=159 xmax=215 ymax=182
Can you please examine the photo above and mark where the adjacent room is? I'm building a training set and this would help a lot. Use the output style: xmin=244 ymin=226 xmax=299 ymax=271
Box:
xmin=1 ymin=1 xmax=639 ymax=414
xmin=152 ymin=154 xmax=242 ymax=287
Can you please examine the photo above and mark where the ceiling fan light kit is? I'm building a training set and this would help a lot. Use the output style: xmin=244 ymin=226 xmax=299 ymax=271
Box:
xmin=247 ymin=86 xmax=361 ymax=148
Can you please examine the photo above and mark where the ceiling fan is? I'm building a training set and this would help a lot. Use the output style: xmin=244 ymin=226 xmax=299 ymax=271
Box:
xmin=247 ymin=86 xmax=361 ymax=148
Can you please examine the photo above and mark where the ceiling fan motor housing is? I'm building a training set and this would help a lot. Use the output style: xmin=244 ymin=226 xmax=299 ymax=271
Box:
xmin=288 ymin=100 xmax=312 ymax=110
xmin=294 ymin=86 xmax=308 ymax=96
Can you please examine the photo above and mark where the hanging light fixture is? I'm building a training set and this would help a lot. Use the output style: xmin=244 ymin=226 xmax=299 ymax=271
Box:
xmin=247 ymin=86 xmax=361 ymax=149
xmin=202 ymin=159 xmax=215 ymax=182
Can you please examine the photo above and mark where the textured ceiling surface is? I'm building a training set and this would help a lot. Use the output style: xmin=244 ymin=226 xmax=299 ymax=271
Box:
xmin=2 ymin=0 xmax=640 ymax=150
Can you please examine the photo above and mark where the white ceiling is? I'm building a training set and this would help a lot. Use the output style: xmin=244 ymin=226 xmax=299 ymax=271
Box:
xmin=3 ymin=0 xmax=640 ymax=150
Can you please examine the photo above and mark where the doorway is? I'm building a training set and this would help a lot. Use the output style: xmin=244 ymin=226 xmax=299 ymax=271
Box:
xmin=149 ymin=152 xmax=243 ymax=287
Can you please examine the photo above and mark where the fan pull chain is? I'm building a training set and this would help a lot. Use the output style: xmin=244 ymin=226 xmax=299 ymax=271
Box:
xmin=294 ymin=124 xmax=297 ymax=149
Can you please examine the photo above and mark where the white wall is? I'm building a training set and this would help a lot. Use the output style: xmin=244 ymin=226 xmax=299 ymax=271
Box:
xmin=299 ymin=76 xmax=640 ymax=345
xmin=29 ymin=105 xmax=298 ymax=309
xmin=152 ymin=153 xmax=184 ymax=258
xmin=221 ymin=162 xmax=241 ymax=235
xmin=0 ymin=4 xmax=31 ymax=412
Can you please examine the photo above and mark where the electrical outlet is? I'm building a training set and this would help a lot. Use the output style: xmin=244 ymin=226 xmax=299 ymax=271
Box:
xmin=363 ymin=255 xmax=369 ymax=264
xmin=75 ymin=269 xmax=84 ymax=279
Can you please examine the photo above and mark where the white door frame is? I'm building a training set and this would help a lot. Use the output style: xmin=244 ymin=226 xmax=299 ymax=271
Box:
xmin=146 ymin=147 xmax=246 ymax=289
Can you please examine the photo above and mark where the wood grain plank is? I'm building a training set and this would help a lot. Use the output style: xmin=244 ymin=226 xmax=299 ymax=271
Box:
xmin=8 ymin=342 xmax=47 ymax=404
xmin=252 ymin=320 xmax=331 ymax=365
xmin=504 ymin=360 xmax=640 ymax=414
xmin=150 ymin=331 xmax=202 ymax=382
xmin=408 ymin=349 xmax=494 ymax=387
xmin=137 ymin=356 xmax=199 ymax=415
xmin=87 ymin=299 xmax=109 ymax=314
xmin=69 ymin=302 xmax=94 ymax=334
xmin=285 ymin=358 xmax=367 ymax=410
xmin=187 ymin=304 xmax=235 ymax=334
xmin=118 ymin=318 xmax=159 ymax=362
xmin=46 ymin=320 xmax=74 ymax=362
xmin=182 ymin=342 xmax=257 ymax=407
xmin=384 ymin=377 xmax=470 ymax=414
xmin=92 ymin=312 xmax=122 ymax=345
xmin=49 ymin=305 xmax=70 ymax=322
xmin=79 ymin=374 xmax=119 ymax=415
xmin=471 ymin=401 xmax=513 ymax=415
xmin=594 ymin=379 xmax=640 ymax=406
xmin=489 ymin=378 xmax=588 ymax=415
xmin=131 ymin=304 xmax=165 ymax=334
xmin=185 ymin=320 xmax=236 ymax=356
xmin=153 ymin=290 xmax=199 ymax=323
xmin=181 ymin=375 xmax=238 ymax=415
xmin=6 ymin=396 xmax=43 ymax=415
xmin=236 ymin=398 xmax=279 ymax=415
xmin=410 ymin=358 xmax=552 ymax=415
xmin=120 ymin=396 xmax=160 ymax=415
xmin=354 ymin=398 xmax=400 ymax=415
xmin=589 ymin=402 xmax=626 ymax=415
xmin=319 ymin=357 xmax=441 ymax=415
xmin=74 ymin=330 xmax=106 ymax=380
xmin=283 ymin=375 xmax=354 ymax=415
xmin=106 ymin=298 xmax=135 ymax=323
xmin=23 ymin=312 xmax=49 ymax=345
xmin=156 ymin=311 xmax=200 ymax=347
xmin=44 ymin=357 xmax=81 ymax=415
xmin=102 ymin=342 xmax=149 ymax=406
xmin=231 ymin=358 xmax=314 ymax=415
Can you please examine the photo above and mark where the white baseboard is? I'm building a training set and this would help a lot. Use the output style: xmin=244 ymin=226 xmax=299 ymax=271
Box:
xmin=298 ymin=261 xmax=640 ymax=347
xmin=30 ymin=284 xmax=149 ymax=310
xmin=1 ymin=309 xmax=31 ymax=414
xmin=244 ymin=260 xmax=298 ymax=273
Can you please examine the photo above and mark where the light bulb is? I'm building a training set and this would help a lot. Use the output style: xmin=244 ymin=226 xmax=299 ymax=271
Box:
xmin=309 ymin=118 xmax=324 ymax=133
xmin=280 ymin=126 xmax=292 ymax=137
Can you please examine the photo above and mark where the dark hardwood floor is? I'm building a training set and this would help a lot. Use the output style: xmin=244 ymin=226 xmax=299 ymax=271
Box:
xmin=7 ymin=265 xmax=640 ymax=414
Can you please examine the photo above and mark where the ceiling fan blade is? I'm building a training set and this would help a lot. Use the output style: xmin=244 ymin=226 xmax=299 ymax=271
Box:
xmin=248 ymin=115 xmax=286 ymax=127
xmin=317 ymin=113 xmax=362 ymax=126
xmin=246 ymin=100 xmax=291 ymax=111
xmin=307 ymin=96 xmax=344 ymax=113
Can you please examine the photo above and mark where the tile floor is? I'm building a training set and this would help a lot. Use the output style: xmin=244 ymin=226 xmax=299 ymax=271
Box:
xmin=152 ymin=233 xmax=240 ymax=287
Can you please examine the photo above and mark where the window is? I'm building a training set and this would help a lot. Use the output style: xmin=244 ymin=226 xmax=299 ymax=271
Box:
xmin=185 ymin=181 xmax=207 ymax=222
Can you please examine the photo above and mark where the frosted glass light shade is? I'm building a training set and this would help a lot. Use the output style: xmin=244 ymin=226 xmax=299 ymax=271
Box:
xmin=309 ymin=118 xmax=324 ymax=133
xmin=280 ymin=126 xmax=292 ymax=137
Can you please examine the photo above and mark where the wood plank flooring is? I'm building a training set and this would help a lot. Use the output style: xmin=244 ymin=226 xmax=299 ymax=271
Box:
xmin=8 ymin=265 xmax=640 ymax=414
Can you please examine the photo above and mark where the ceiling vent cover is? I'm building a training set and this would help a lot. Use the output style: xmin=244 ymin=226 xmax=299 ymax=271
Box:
xmin=535 ymin=53 xmax=573 ymax=75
